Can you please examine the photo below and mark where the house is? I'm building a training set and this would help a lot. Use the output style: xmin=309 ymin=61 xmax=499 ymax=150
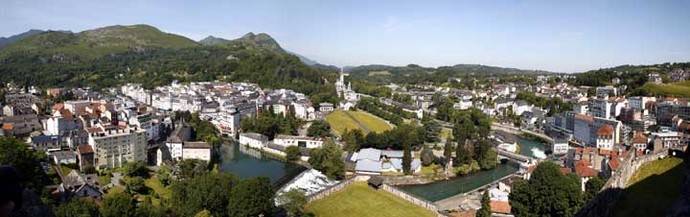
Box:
xmin=181 ymin=141 xmax=212 ymax=162
xmin=51 ymin=151 xmax=77 ymax=165
xmin=319 ymin=103 xmax=334 ymax=113
xmin=651 ymin=130 xmax=681 ymax=152
xmin=239 ymin=132 xmax=269 ymax=149
xmin=55 ymin=170 xmax=103 ymax=201
xmin=596 ymin=124 xmax=614 ymax=150
xmin=77 ymin=144 xmax=95 ymax=172
xmin=552 ymin=139 xmax=569 ymax=155
xmin=631 ymin=131 xmax=648 ymax=152
xmin=649 ymin=73 xmax=662 ymax=84
xmin=273 ymin=135 xmax=323 ymax=149
xmin=29 ymin=135 xmax=62 ymax=153
xmin=161 ymin=125 xmax=212 ymax=163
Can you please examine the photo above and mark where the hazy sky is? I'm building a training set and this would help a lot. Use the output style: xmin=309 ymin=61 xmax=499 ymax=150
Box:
xmin=3 ymin=0 xmax=690 ymax=72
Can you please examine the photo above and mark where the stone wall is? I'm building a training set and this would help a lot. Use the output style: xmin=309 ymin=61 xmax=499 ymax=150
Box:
xmin=576 ymin=150 xmax=669 ymax=217
xmin=380 ymin=184 xmax=445 ymax=217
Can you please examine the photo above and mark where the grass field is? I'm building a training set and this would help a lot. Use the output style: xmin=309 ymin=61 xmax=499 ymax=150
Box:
xmin=613 ymin=157 xmax=686 ymax=217
xmin=305 ymin=182 xmax=437 ymax=217
xmin=325 ymin=110 xmax=392 ymax=136
xmin=640 ymin=81 xmax=690 ymax=98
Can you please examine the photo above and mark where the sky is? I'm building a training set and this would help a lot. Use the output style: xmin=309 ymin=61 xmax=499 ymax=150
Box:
xmin=2 ymin=0 xmax=690 ymax=72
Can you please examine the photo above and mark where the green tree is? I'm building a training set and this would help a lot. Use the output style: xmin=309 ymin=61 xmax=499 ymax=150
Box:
xmin=194 ymin=210 xmax=213 ymax=217
xmin=279 ymin=189 xmax=307 ymax=217
xmin=455 ymin=143 xmax=471 ymax=166
xmin=341 ymin=129 xmax=364 ymax=152
xmin=509 ymin=161 xmax=583 ymax=217
xmin=156 ymin=165 xmax=172 ymax=186
xmin=584 ymin=176 xmax=605 ymax=202
xmin=100 ymin=192 xmax=137 ymax=217
xmin=285 ymin=146 xmax=301 ymax=162
xmin=55 ymin=198 xmax=99 ymax=217
xmin=228 ymin=177 xmax=274 ymax=217
xmin=170 ymin=173 xmax=237 ymax=217
xmin=420 ymin=146 xmax=435 ymax=166
xmin=402 ymin=143 xmax=412 ymax=175
xmin=477 ymin=190 xmax=491 ymax=217
xmin=0 ymin=138 xmax=49 ymax=189
xmin=308 ymin=141 xmax=345 ymax=180
xmin=422 ymin=120 xmax=441 ymax=143
xmin=443 ymin=140 xmax=453 ymax=165
xmin=307 ymin=120 xmax=331 ymax=138
xmin=125 ymin=176 xmax=148 ymax=194
xmin=177 ymin=159 xmax=209 ymax=180
xmin=123 ymin=161 xmax=149 ymax=178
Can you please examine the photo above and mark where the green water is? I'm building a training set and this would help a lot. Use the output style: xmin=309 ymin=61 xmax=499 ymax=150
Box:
xmin=517 ymin=136 xmax=547 ymax=159
xmin=398 ymin=162 xmax=520 ymax=202
xmin=218 ymin=143 xmax=305 ymax=185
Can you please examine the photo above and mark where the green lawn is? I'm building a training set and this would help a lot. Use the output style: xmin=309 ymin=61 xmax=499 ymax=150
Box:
xmin=326 ymin=110 xmax=393 ymax=136
xmin=613 ymin=157 xmax=686 ymax=217
xmin=305 ymin=182 xmax=437 ymax=217
xmin=641 ymin=81 xmax=690 ymax=98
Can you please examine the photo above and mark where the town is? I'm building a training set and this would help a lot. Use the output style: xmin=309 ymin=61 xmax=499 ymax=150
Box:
xmin=1 ymin=64 xmax=689 ymax=216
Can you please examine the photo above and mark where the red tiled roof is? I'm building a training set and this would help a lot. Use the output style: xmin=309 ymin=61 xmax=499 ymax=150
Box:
xmin=490 ymin=201 xmax=512 ymax=214
xmin=574 ymin=160 xmax=598 ymax=177
xmin=575 ymin=114 xmax=594 ymax=122
xmin=77 ymin=144 xmax=94 ymax=154
xmin=632 ymin=131 xmax=647 ymax=144
xmin=597 ymin=124 xmax=614 ymax=136
xmin=2 ymin=123 xmax=14 ymax=130
xmin=560 ymin=167 xmax=572 ymax=175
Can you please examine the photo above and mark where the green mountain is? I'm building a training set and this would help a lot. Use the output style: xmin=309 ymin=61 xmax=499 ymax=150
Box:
xmin=0 ymin=29 xmax=45 ymax=49
xmin=199 ymin=35 xmax=231 ymax=46
xmin=0 ymin=24 xmax=339 ymax=104
xmin=346 ymin=63 xmax=553 ymax=84
xmin=0 ymin=24 xmax=198 ymax=59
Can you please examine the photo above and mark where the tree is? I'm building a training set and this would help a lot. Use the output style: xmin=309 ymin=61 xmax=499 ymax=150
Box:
xmin=402 ymin=143 xmax=412 ymax=175
xmin=307 ymin=120 xmax=331 ymax=138
xmin=477 ymin=190 xmax=491 ymax=217
xmin=509 ymin=162 xmax=583 ymax=217
xmin=100 ymin=192 xmax=137 ymax=217
xmin=308 ymin=141 xmax=345 ymax=180
xmin=443 ymin=140 xmax=453 ymax=165
xmin=279 ymin=189 xmax=307 ymax=217
xmin=420 ymin=146 xmax=435 ymax=166
xmin=123 ymin=161 xmax=149 ymax=178
xmin=584 ymin=176 xmax=605 ymax=202
xmin=156 ymin=165 xmax=172 ymax=186
xmin=455 ymin=143 xmax=471 ymax=166
xmin=0 ymin=138 xmax=49 ymax=189
xmin=55 ymin=198 xmax=99 ymax=217
xmin=228 ymin=177 xmax=274 ymax=217
xmin=194 ymin=210 xmax=213 ymax=217
xmin=341 ymin=129 xmax=364 ymax=152
xmin=125 ymin=176 xmax=147 ymax=194
xmin=170 ymin=173 xmax=237 ymax=217
xmin=422 ymin=120 xmax=441 ymax=143
xmin=285 ymin=146 xmax=301 ymax=162
xmin=177 ymin=159 xmax=209 ymax=180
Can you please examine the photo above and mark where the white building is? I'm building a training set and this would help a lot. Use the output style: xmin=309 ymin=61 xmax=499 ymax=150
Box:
xmin=552 ymin=139 xmax=570 ymax=155
xmin=239 ymin=133 xmax=269 ymax=149
xmin=596 ymin=124 xmax=614 ymax=150
xmin=87 ymin=126 xmax=147 ymax=169
xmin=181 ymin=142 xmax=212 ymax=162
xmin=273 ymin=135 xmax=323 ymax=149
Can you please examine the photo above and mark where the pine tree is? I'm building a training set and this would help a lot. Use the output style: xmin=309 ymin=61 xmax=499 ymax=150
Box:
xmin=477 ymin=190 xmax=491 ymax=217
xmin=402 ymin=143 xmax=412 ymax=175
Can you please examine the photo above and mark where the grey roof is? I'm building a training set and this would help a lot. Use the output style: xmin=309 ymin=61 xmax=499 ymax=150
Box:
xmin=355 ymin=159 xmax=382 ymax=173
xmin=356 ymin=148 xmax=381 ymax=161
xmin=381 ymin=150 xmax=404 ymax=158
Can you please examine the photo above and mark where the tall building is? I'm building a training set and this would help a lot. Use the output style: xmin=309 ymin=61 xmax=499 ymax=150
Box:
xmin=88 ymin=126 xmax=147 ymax=169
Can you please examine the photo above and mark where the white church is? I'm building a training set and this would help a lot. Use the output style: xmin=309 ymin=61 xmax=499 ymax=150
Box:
xmin=335 ymin=68 xmax=360 ymax=110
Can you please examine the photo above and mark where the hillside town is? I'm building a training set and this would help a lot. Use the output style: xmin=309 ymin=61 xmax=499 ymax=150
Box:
xmin=1 ymin=67 xmax=689 ymax=217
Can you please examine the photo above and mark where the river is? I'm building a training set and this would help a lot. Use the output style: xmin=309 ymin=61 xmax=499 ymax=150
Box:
xmin=218 ymin=143 xmax=306 ymax=185
xmin=517 ymin=136 xmax=548 ymax=159
xmin=398 ymin=162 xmax=520 ymax=202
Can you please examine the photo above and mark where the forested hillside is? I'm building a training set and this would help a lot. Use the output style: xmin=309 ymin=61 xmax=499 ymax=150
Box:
xmin=0 ymin=24 xmax=339 ymax=104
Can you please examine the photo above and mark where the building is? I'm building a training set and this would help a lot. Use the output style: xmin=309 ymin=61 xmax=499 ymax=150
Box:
xmin=589 ymin=98 xmax=612 ymax=119
xmin=351 ymin=148 xmax=422 ymax=175
xmin=552 ymin=139 xmax=569 ymax=155
xmin=596 ymin=125 xmax=614 ymax=150
xmin=77 ymin=144 xmax=95 ymax=172
xmin=273 ymin=135 xmax=323 ymax=149
xmin=651 ymin=130 xmax=681 ymax=151
xmin=649 ymin=73 xmax=662 ymax=84
xmin=239 ymin=132 xmax=269 ymax=149
xmin=631 ymin=131 xmax=648 ymax=152
xmin=88 ymin=126 xmax=148 ymax=169
xmin=319 ymin=103 xmax=334 ymax=113
xmin=181 ymin=141 xmax=212 ymax=162
xmin=51 ymin=151 xmax=77 ymax=165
